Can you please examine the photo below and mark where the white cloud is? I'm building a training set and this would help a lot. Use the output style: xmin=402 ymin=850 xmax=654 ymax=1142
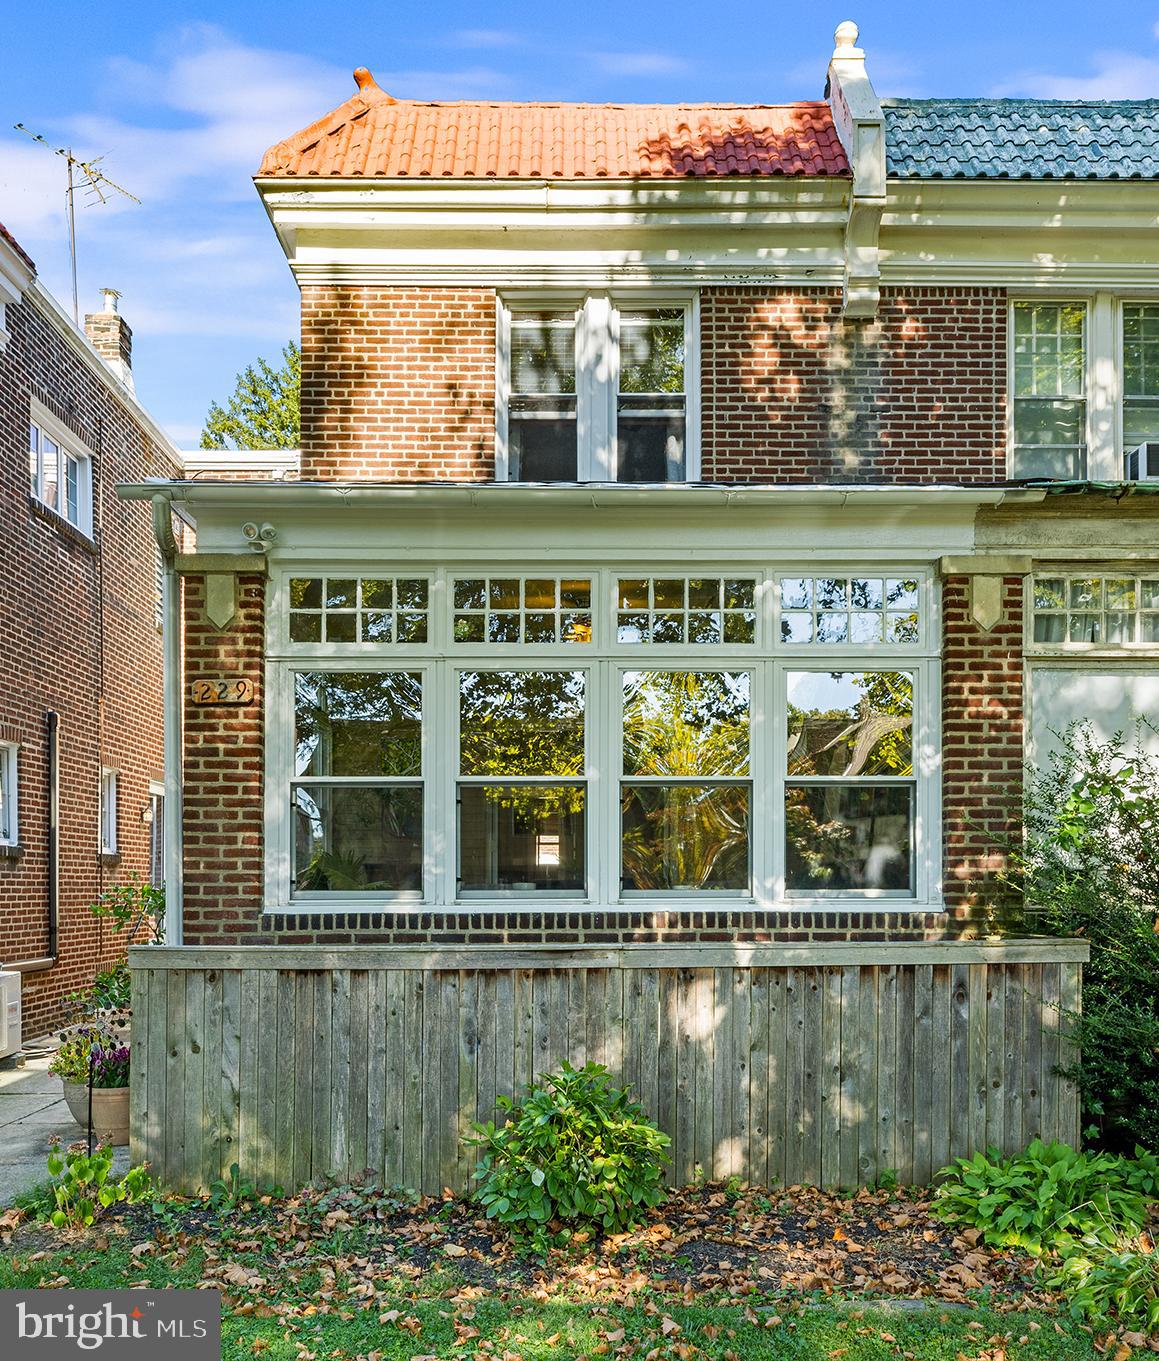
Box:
xmin=589 ymin=52 xmax=689 ymax=78
xmin=994 ymin=51 xmax=1159 ymax=99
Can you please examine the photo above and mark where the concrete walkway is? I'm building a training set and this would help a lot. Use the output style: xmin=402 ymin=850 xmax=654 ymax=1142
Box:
xmin=0 ymin=1051 xmax=129 ymax=1206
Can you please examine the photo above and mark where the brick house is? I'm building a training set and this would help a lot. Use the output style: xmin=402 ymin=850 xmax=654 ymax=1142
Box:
xmin=0 ymin=224 xmax=184 ymax=1039
xmin=125 ymin=25 xmax=1159 ymax=1193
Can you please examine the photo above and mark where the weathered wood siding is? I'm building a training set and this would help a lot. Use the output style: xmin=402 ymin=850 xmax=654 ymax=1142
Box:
xmin=129 ymin=941 xmax=1086 ymax=1195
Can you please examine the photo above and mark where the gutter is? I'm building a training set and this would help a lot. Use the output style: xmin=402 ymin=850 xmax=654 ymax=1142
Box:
xmin=46 ymin=711 xmax=59 ymax=961
xmin=151 ymin=495 xmax=184 ymax=946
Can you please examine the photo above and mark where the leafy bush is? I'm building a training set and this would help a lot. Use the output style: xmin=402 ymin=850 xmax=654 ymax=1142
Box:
xmin=45 ymin=1142 xmax=151 ymax=1229
xmin=933 ymin=1140 xmax=1152 ymax=1256
xmin=1001 ymin=723 xmax=1159 ymax=1151
xmin=49 ymin=1028 xmax=130 ymax=1087
xmin=1048 ymin=1232 xmax=1159 ymax=1333
xmin=466 ymin=1061 xmax=670 ymax=1253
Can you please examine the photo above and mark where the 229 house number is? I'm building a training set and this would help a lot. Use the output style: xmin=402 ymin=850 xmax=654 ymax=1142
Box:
xmin=190 ymin=677 xmax=255 ymax=705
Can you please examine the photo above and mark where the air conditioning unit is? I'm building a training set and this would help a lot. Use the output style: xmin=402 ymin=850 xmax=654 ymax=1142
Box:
xmin=0 ymin=972 xmax=21 ymax=1059
xmin=1125 ymin=441 xmax=1159 ymax=481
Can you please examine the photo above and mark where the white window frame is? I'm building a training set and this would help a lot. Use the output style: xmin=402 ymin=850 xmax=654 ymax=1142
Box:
xmin=0 ymin=742 xmax=18 ymax=846
xmin=1008 ymin=298 xmax=1090 ymax=481
xmin=28 ymin=400 xmax=94 ymax=536
xmin=263 ymin=564 xmax=940 ymax=914
xmin=495 ymin=293 xmax=701 ymax=483
xmin=1118 ymin=298 xmax=1159 ymax=465
xmin=100 ymin=768 xmax=118 ymax=854
xmin=148 ymin=779 xmax=166 ymax=887
xmin=1026 ymin=570 xmax=1159 ymax=658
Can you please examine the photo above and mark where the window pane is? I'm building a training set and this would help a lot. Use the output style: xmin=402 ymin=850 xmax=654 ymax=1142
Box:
xmin=621 ymin=784 xmax=749 ymax=891
xmin=617 ymin=399 xmax=685 ymax=482
xmin=459 ymin=785 xmax=584 ymax=891
xmin=1013 ymin=399 xmax=1084 ymax=447
xmin=0 ymin=751 xmax=11 ymax=842
xmin=623 ymin=671 xmax=749 ymax=776
xmin=295 ymin=672 xmax=422 ymax=777
xmin=511 ymin=313 xmax=576 ymax=394
xmin=28 ymin=424 xmax=38 ymax=497
xmin=459 ymin=670 xmax=585 ymax=776
xmin=453 ymin=577 xmax=592 ymax=645
xmin=41 ymin=436 xmax=59 ymax=509
xmin=65 ymin=456 xmax=80 ymax=524
xmin=293 ymin=785 xmax=422 ymax=892
xmin=786 ymin=784 xmax=913 ymax=891
xmin=1009 ymin=444 xmax=1085 ymax=480
xmin=1123 ymin=306 xmax=1159 ymax=398
xmin=510 ymin=399 xmax=578 ymax=481
xmin=787 ymin=671 xmax=913 ymax=777
xmin=618 ymin=310 xmax=685 ymax=393
xmin=1123 ymin=400 xmax=1159 ymax=449
xmin=616 ymin=577 xmax=756 ymax=645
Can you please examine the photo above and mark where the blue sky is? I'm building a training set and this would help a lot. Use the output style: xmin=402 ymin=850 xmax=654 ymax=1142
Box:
xmin=2 ymin=1 xmax=1157 ymax=447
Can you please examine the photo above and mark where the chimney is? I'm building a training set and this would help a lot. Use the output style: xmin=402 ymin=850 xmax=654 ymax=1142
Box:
xmin=84 ymin=288 xmax=134 ymax=390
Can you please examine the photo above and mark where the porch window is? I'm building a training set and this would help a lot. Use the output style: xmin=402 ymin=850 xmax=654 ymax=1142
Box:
xmin=291 ymin=671 xmax=423 ymax=895
xmin=453 ymin=576 xmax=592 ymax=644
xmin=288 ymin=576 xmax=429 ymax=645
xmin=1122 ymin=304 xmax=1159 ymax=452
xmin=617 ymin=577 xmax=756 ymax=645
xmin=0 ymin=743 xmax=17 ymax=846
xmin=785 ymin=671 xmax=915 ymax=892
xmin=1011 ymin=301 xmax=1087 ymax=480
xmin=779 ymin=576 xmax=920 ymax=645
xmin=621 ymin=671 xmax=750 ymax=892
xmin=1032 ymin=574 xmax=1159 ymax=647
xmin=500 ymin=297 xmax=694 ymax=482
xmin=458 ymin=670 xmax=586 ymax=894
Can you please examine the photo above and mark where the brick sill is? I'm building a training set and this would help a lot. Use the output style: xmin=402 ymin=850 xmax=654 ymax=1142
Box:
xmin=0 ymin=842 xmax=24 ymax=860
xmin=29 ymin=497 xmax=97 ymax=553
xmin=99 ymin=851 xmax=122 ymax=869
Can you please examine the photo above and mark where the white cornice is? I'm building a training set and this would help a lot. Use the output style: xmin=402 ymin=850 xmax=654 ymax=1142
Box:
xmin=0 ymin=233 xmax=35 ymax=351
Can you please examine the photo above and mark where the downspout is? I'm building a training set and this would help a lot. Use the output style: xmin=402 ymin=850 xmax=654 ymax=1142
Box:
xmin=46 ymin=710 xmax=60 ymax=959
xmin=151 ymin=494 xmax=183 ymax=945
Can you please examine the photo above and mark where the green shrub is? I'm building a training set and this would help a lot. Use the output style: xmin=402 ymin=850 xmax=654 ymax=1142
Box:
xmin=45 ymin=1142 xmax=152 ymax=1229
xmin=1001 ymin=723 xmax=1159 ymax=1152
xmin=466 ymin=1061 xmax=670 ymax=1253
xmin=933 ymin=1140 xmax=1151 ymax=1256
xmin=1048 ymin=1233 xmax=1159 ymax=1333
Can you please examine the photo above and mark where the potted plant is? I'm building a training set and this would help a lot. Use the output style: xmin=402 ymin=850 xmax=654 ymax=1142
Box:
xmin=50 ymin=1029 xmax=132 ymax=1146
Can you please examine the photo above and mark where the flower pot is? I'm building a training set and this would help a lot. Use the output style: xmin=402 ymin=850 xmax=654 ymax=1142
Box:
xmin=61 ymin=1081 xmax=130 ymax=1146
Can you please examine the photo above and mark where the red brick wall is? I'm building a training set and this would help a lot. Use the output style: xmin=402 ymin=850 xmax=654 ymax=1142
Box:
xmin=180 ymin=574 xmax=266 ymax=943
xmin=299 ymin=286 xmax=496 ymax=480
xmin=941 ymin=576 xmax=1025 ymax=921
xmin=0 ymin=289 xmax=177 ymax=1038
xmin=700 ymin=286 xmax=1007 ymax=483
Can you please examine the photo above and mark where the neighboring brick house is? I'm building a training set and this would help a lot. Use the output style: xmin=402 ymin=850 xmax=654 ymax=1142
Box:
xmin=124 ymin=25 xmax=1158 ymax=1194
xmin=0 ymin=227 xmax=186 ymax=1038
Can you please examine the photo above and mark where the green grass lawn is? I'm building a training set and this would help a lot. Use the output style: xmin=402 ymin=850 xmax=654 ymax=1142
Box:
xmin=0 ymin=1233 xmax=1105 ymax=1361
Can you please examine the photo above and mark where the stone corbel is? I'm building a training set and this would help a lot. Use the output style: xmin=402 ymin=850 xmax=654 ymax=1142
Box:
xmin=174 ymin=553 xmax=268 ymax=633
xmin=938 ymin=554 xmax=1033 ymax=633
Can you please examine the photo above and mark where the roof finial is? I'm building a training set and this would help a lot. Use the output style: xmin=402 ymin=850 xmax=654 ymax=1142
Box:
xmin=833 ymin=20 xmax=863 ymax=58
xmin=352 ymin=66 xmax=396 ymax=103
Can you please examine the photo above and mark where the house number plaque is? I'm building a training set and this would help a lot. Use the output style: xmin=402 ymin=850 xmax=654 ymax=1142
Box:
xmin=190 ymin=677 xmax=255 ymax=705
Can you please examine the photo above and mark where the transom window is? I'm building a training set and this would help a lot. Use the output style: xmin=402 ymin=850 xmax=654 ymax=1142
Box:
xmin=269 ymin=566 xmax=937 ymax=909
xmin=1011 ymin=301 xmax=1087 ymax=480
xmin=1032 ymin=574 xmax=1159 ymax=647
xmin=779 ymin=576 xmax=919 ymax=645
xmin=617 ymin=578 xmax=756 ymax=645
xmin=289 ymin=577 xmax=429 ymax=644
xmin=29 ymin=417 xmax=91 ymax=532
xmin=453 ymin=577 xmax=592 ymax=644
xmin=500 ymin=297 xmax=694 ymax=483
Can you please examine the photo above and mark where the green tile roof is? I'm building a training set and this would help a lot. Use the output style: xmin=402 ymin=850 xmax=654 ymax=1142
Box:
xmin=884 ymin=99 xmax=1159 ymax=180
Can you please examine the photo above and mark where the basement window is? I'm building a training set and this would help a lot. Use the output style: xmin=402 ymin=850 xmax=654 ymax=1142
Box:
xmin=499 ymin=297 xmax=697 ymax=482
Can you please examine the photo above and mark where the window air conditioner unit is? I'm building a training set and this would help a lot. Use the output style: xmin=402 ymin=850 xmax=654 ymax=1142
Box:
xmin=1125 ymin=441 xmax=1159 ymax=481
xmin=0 ymin=971 xmax=20 ymax=1059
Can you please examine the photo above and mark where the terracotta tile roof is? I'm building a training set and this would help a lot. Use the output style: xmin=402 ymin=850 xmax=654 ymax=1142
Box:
xmin=0 ymin=221 xmax=35 ymax=271
xmin=258 ymin=71 xmax=849 ymax=180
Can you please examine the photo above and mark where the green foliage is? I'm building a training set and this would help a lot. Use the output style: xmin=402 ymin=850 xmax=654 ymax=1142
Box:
xmin=208 ymin=1162 xmax=283 ymax=1211
xmin=1049 ymin=1231 xmax=1159 ymax=1333
xmin=45 ymin=1143 xmax=151 ymax=1229
xmin=933 ymin=1140 xmax=1154 ymax=1257
xmin=1002 ymin=723 xmax=1159 ymax=1150
xmin=466 ymin=1062 xmax=670 ymax=1253
xmin=90 ymin=874 xmax=165 ymax=942
xmin=200 ymin=341 xmax=300 ymax=449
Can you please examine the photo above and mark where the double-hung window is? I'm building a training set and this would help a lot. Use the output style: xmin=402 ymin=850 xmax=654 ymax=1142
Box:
xmin=500 ymin=298 xmax=694 ymax=482
xmin=0 ymin=743 xmax=18 ymax=847
xmin=29 ymin=412 xmax=92 ymax=533
xmin=1122 ymin=304 xmax=1159 ymax=453
xmin=1011 ymin=301 xmax=1087 ymax=479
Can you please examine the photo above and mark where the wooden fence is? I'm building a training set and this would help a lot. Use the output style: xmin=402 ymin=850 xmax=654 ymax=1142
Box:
xmin=128 ymin=940 xmax=1086 ymax=1195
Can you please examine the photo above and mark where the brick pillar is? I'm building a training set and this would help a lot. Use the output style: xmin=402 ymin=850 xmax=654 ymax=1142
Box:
xmin=941 ymin=574 xmax=1025 ymax=927
xmin=181 ymin=573 xmax=265 ymax=943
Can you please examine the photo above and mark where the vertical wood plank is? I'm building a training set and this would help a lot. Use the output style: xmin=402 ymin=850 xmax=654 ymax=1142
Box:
xmin=801 ymin=967 xmax=823 ymax=1187
xmin=458 ymin=972 xmax=479 ymax=1194
xmin=674 ymin=969 xmax=697 ymax=1185
xmin=1057 ymin=963 xmax=1081 ymax=1146
xmin=911 ymin=963 xmax=934 ymax=1185
xmin=838 ymin=966 xmax=861 ymax=1190
xmin=219 ymin=968 xmax=242 ymax=1185
xmin=402 ymin=970 xmax=424 ymax=1192
xmin=766 ymin=970 xmax=787 ymax=1190
xmin=348 ymin=970 xmax=369 ymax=1179
xmin=657 ymin=969 xmax=679 ymax=1181
xmin=985 ymin=965 xmax=1006 ymax=1155
xmin=273 ymin=971 xmax=296 ymax=1192
xmin=821 ymin=966 xmax=843 ymax=1188
xmin=712 ymin=967 xmax=734 ymax=1181
xmin=165 ymin=969 xmax=187 ymax=1189
xmin=255 ymin=971 xmax=279 ymax=1188
xmin=513 ymin=970 xmax=534 ymax=1093
xmin=129 ymin=969 xmax=150 ymax=1164
xmin=292 ymin=971 xmax=314 ymax=1188
xmin=1003 ymin=965 xmax=1025 ymax=1158
xmin=875 ymin=966 xmax=897 ymax=1184
xmin=147 ymin=969 xmax=169 ymax=1181
xmin=365 ymin=970 xmax=387 ymax=1181
xmin=968 ymin=963 xmax=988 ymax=1157
xmin=693 ymin=969 xmax=715 ymax=1180
xmin=1022 ymin=963 xmax=1044 ymax=1146
xmin=930 ymin=965 xmax=952 ymax=1176
xmin=182 ymin=970 xmax=206 ymax=1192
xmin=783 ymin=969 xmax=805 ymax=1187
xmin=893 ymin=965 xmax=914 ymax=1186
xmin=1040 ymin=962 xmax=1062 ymax=1142
xmin=748 ymin=969 xmax=770 ymax=1191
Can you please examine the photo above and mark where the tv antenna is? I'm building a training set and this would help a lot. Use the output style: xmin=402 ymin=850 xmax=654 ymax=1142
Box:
xmin=13 ymin=124 xmax=141 ymax=323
